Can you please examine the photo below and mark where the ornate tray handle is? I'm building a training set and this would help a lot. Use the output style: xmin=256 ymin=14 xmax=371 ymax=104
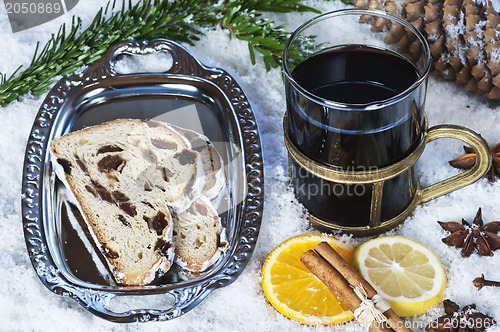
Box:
xmin=83 ymin=39 xmax=216 ymax=81
xmin=67 ymin=284 xmax=215 ymax=322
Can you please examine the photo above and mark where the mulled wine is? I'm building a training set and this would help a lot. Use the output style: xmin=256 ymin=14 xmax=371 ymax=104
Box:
xmin=288 ymin=46 xmax=423 ymax=168
xmin=285 ymin=46 xmax=425 ymax=227
xmin=283 ymin=9 xmax=489 ymax=234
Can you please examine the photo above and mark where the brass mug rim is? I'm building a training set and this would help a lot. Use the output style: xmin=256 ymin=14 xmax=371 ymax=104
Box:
xmin=283 ymin=114 xmax=427 ymax=184
xmin=283 ymin=115 xmax=492 ymax=236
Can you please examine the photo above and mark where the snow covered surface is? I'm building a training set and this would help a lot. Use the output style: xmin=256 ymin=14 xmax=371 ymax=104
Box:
xmin=490 ymin=0 xmax=500 ymax=13
xmin=2 ymin=1 xmax=500 ymax=331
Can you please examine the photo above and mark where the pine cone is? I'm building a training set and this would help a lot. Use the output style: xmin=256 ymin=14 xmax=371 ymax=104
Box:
xmin=354 ymin=0 xmax=500 ymax=100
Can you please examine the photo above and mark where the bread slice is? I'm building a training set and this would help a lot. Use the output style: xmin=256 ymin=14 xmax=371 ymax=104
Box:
xmin=171 ymin=197 xmax=225 ymax=272
xmin=49 ymin=119 xmax=204 ymax=285
xmin=172 ymin=126 xmax=225 ymax=199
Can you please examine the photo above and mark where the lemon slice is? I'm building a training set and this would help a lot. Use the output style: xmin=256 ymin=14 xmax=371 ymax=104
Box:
xmin=352 ymin=236 xmax=447 ymax=317
xmin=261 ymin=234 xmax=355 ymax=325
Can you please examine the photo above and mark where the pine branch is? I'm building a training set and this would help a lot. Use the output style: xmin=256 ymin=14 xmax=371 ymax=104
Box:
xmin=236 ymin=0 xmax=320 ymax=13
xmin=221 ymin=8 xmax=286 ymax=70
xmin=0 ymin=0 xmax=320 ymax=106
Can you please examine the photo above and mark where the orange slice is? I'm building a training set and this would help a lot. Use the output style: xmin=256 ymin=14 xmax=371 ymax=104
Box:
xmin=261 ymin=233 xmax=355 ymax=325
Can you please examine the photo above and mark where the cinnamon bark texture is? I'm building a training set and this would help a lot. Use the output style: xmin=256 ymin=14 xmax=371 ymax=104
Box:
xmin=300 ymin=242 xmax=413 ymax=331
xmin=354 ymin=0 xmax=500 ymax=100
xmin=314 ymin=242 xmax=412 ymax=332
xmin=300 ymin=250 xmax=393 ymax=332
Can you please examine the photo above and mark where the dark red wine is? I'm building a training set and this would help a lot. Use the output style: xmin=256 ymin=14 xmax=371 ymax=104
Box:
xmin=292 ymin=46 xmax=418 ymax=105
xmin=288 ymin=46 xmax=423 ymax=169
xmin=286 ymin=46 xmax=425 ymax=227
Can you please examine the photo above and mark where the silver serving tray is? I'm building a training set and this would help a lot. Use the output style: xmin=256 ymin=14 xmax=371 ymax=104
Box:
xmin=21 ymin=39 xmax=264 ymax=322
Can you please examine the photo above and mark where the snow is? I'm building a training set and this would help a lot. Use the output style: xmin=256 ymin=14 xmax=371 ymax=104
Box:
xmin=490 ymin=0 xmax=500 ymax=13
xmin=2 ymin=0 xmax=500 ymax=331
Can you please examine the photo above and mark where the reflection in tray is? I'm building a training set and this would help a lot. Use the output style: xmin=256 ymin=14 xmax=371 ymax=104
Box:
xmin=21 ymin=39 xmax=264 ymax=322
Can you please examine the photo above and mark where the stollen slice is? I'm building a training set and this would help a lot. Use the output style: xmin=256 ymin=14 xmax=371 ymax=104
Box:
xmin=171 ymin=197 xmax=226 ymax=273
xmin=49 ymin=118 xmax=204 ymax=285
xmin=171 ymin=125 xmax=225 ymax=200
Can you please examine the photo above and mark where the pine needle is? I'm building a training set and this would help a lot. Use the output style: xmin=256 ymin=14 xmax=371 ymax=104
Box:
xmin=0 ymin=0 xmax=322 ymax=106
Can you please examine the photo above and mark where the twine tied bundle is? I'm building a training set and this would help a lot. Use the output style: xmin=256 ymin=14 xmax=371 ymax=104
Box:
xmin=353 ymin=284 xmax=392 ymax=329
xmin=300 ymin=242 xmax=412 ymax=331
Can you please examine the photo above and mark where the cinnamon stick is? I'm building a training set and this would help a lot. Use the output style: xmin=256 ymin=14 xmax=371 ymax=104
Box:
xmin=300 ymin=250 xmax=393 ymax=332
xmin=314 ymin=242 xmax=412 ymax=332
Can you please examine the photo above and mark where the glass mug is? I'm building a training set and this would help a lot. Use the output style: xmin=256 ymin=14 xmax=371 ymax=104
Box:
xmin=283 ymin=9 xmax=491 ymax=236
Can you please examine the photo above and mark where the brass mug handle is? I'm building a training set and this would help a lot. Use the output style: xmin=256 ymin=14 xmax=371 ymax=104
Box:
xmin=417 ymin=125 xmax=492 ymax=204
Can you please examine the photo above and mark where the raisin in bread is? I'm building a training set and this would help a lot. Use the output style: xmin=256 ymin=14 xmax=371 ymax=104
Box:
xmin=172 ymin=126 xmax=225 ymax=199
xmin=171 ymin=197 xmax=226 ymax=272
xmin=49 ymin=119 xmax=204 ymax=285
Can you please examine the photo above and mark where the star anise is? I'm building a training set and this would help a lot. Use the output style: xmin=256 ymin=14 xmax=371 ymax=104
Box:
xmin=425 ymin=299 xmax=497 ymax=331
xmin=449 ymin=143 xmax=500 ymax=182
xmin=438 ymin=208 xmax=500 ymax=257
